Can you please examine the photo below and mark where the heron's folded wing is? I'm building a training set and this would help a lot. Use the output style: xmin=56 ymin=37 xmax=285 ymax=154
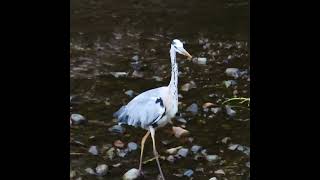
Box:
xmin=116 ymin=96 xmax=166 ymax=128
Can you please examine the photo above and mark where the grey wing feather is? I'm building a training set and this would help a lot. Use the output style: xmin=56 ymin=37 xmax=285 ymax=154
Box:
xmin=114 ymin=88 xmax=166 ymax=129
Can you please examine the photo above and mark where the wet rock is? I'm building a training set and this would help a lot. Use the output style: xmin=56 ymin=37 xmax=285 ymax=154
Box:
xmin=228 ymin=144 xmax=239 ymax=151
xmin=166 ymin=155 xmax=175 ymax=163
xmin=85 ymin=167 xmax=95 ymax=175
xmin=225 ymin=105 xmax=236 ymax=117
xmin=183 ymin=169 xmax=194 ymax=177
xmin=88 ymin=146 xmax=98 ymax=155
xmin=186 ymin=103 xmax=198 ymax=115
xmin=176 ymin=117 xmax=187 ymax=123
xmin=202 ymin=102 xmax=215 ymax=109
xmin=223 ymin=80 xmax=237 ymax=88
xmin=221 ymin=137 xmax=231 ymax=144
xmin=177 ymin=148 xmax=189 ymax=157
xmin=206 ymin=155 xmax=219 ymax=162
xmin=125 ymin=90 xmax=134 ymax=97
xmin=71 ymin=114 xmax=86 ymax=125
xmin=122 ymin=168 xmax=140 ymax=180
xmin=70 ymin=170 xmax=76 ymax=178
xmin=161 ymin=140 xmax=171 ymax=145
xmin=225 ymin=68 xmax=240 ymax=79
xmin=191 ymin=145 xmax=202 ymax=154
xmin=114 ymin=140 xmax=125 ymax=148
xmin=172 ymin=126 xmax=189 ymax=138
xmin=209 ymin=177 xmax=218 ymax=180
xmin=165 ymin=146 xmax=182 ymax=154
xmin=127 ymin=142 xmax=138 ymax=151
xmin=132 ymin=70 xmax=144 ymax=78
xmin=112 ymin=163 xmax=121 ymax=168
xmin=132 ymin=55 xmax=139 ymax=61
xmin=237 ymin=145 xmax=244 ymax=151
xmin=106 ymin=147 xmax=115 ymax=160
xmin=201 ymin=149 xmax=208 ymax=156
xmin=153 ymin=76 xmax=163 ymax=81
xmin=116 ymin=148 xmax=127 ymax=157
xmin=110 ymin=72 xmax=128 ymax=78
xmin=96 ymin=164 xmax=108 ymax=176
xmin=195 ymin=57 xmax=207 ymax=65
xmin=246 ymin=161 xmax=250 ymax=168
xmin=214 ymin=169 xmax=225 ymax=175
xmin=108 ymin=125 xmax=126 ymax=134
xmin=211 ymin=107 xmax=222 ymax=114
xmin=181 ymin=81 xmax=197 ymax=91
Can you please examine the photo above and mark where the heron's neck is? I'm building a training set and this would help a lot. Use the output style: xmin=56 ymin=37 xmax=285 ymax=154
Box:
xmin=169 ymin=47 xmax=178 ymax=97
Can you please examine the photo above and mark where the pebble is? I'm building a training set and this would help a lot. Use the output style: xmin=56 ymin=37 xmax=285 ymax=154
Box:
xmin=183 ymin=169 xmax=194 ymax=177
xmin=202 ymin=102 xmax=215 ymax=109
xmin=223 ymin=80 xmax=237 ymax=88
xmin=127 ymin=142 xmax=138 ymax=151
xmin=85 ymin=167 xmax=95 ymax=175
xmin=225 ymin=105 xmax=236 ymax=117
xmin=166 ymin=155 xmax=175 ymax=163
xmin=214 ymin=169 xmax=225 ymax=175
xmin=181 ymin=81 xmax=197 ymax=91
xmin=172 ymin=126 xmax=189 ymax=138
xmin=96 ymin=164 xmax=108 ymax=176
xmin=221 ymin=137 xmax=231 ymax=144
xmin=191 ymin=145 xmax=202 ymax=154
xmin=195 ymin=57 xmax=207 ymax=65
xmin=206 ymin=155 xmax=219 ymax=162
xmin=186 ymin=103 xmax=198 ymax=115
xmin=110 ymin=72 xmax=128 ymax=78
xmin=177 ymin=148 xmax=189 ymax=157
xmin=114 ymin=140 xmax=125 ymax=148
xmin=108 ymin=125 xmax=126 ymax=134
xmin=132 ymin=55 xmax=139 ymax=61
xmin=132 ymin=70 xmax=144 ymax=78
xmin=166 ymin=146 xmax=183 ymax=154
xmin=88 ymin=146 xmax=98 ymax=155
xmin=122 ymin=168 xmax=140 ymax=180
xmin=176 ymin=117 xmax=187 ymax=123
xmin=70 ymin=170 xmax=76 ymax=178
xmin=246 ymin=161 xmax=250 ymax=168
xmin=117 ymin=149 xmax=127 ymax=157
xmin=125 ymin=90 xmax=134 ymax=97
xmin=209 ymin=177 xmax=218 ymax=180
xmin=106 ymin=147 xmax=115 ymax=160
xmin=211 ymin=107 xmax=222 ymax=114
xmin=228 ymin=144 xmax=239 ymax=151
xmin=225 ymin=68 xmax=240 ymax=79
xmin=71 ymin=114 xmax=86 ymax=125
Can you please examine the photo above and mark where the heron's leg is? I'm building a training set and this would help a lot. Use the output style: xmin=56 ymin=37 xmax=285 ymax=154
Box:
xmin=149 ymin=126 xmax=165 ymax=180
xmin=139 ymin=131 xmax=150 ymax=173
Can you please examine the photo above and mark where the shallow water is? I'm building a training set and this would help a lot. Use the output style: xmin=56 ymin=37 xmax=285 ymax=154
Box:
xmin=70 ymin=0 xmax=249 ymax=179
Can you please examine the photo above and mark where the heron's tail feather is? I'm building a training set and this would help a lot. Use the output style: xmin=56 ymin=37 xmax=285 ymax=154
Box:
xmin=113 ymin=106 xmax=128 ymax=124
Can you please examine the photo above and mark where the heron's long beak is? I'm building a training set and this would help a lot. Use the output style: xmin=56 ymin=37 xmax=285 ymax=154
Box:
xmin=181 ymin=48 xmax=192 ymax=60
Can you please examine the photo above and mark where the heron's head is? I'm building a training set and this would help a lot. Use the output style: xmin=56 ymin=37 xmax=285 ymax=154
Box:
xmin=171 ymin=39 xmax=192 ymax=59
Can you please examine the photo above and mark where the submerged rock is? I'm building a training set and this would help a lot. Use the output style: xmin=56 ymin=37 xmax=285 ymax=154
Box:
xmin=88 ymin=146 xmax=98 ymax=155
xmin=108 ymin=125 xmax=126 ymax=134
xmin=181 ymin=81 xmax=197 ymax=91
xmin=85 ymin=167 xmax=95 ymax=175
xmin=177 ymin=148 xmax=189 ymax=157
xmin=191 ymin=145 xmax=202 ymax=154
xmin=183 ymin=169 xmax=194 ymax=177
xmin=225 ymin=68 xmax=240 ymax=79
xmin=209 ymin=177 xmax=217 ymax=180
xmin=186 ymin=103 xmax=198 ymax=115
xmin=127 ymin=142 xmax=138 ymax=151
xmin=225 ymin=105 xmax=236 ymax=117
xmin=214 ymin=169 xmax=225 ymax=175
xmin=172 ymin=126 xmax=189 ymax=138
xmin=96 ymin=164 xmax=108 ymax=176
xmin=114 ymin=140 xmax=125 ymax=148
xmin=223 ymin=80 xmax=237 ymax=88
xmin=71 ymin=114 xmax=86 ymax=125
xmin=228 ymin=144 xmax=239 ymax=151
xmin=166 ymin=146 xmax=183 ymax=154
xmin=206 ymin=155 xmax=219 ymax=162
xmin=125 ymin=90 xmax=134 ymax=97
xmin=110 ymin=72 xmax=128 ymax=78
xmin=195 ymin=57 xmax=207 ymax=65
xmin=123 ymin=168 xmax=140 ymax=180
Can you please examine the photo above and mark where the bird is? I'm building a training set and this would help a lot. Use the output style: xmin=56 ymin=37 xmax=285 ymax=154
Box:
xmin=113 ymin=39 xmax=192 ymax=180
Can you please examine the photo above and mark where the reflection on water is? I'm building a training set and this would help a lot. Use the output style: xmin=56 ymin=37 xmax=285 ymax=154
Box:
xmin=71 ymin=0 xmax=249 ymax=179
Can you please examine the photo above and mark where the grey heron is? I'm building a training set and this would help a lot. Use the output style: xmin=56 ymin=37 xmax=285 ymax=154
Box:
xmin=114 ymin=39 xmax=192 ymax=180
